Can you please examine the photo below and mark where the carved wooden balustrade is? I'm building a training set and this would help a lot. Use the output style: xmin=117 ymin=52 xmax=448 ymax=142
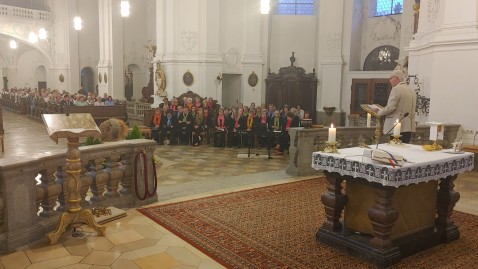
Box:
xmin=286 ymin=124 xmax=460 ymax=176
xmin=126 ymin=101 xmax=152 ymax=121
xmin=0 ymin=139 xmax=157 ymax=252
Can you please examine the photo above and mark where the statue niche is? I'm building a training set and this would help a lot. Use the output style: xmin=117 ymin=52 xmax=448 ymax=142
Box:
xmin=141 ymin=43 xmax=156 ymax=103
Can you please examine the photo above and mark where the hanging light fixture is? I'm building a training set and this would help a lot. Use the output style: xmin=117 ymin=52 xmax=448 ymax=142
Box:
xmin=29 ymin=31 xmax=38 ymax=43
xmin=38 ymin=27 xmax=47 ymax=40
xmin=261 ymin=0 xmax=270 ymax=14
xmin=121 ymin=0 xmax=130 ymax=17
xmin=9 ymin=40 xmax=17 ymax=49
xmin=74 ymin=16 xmax=82 ymax=31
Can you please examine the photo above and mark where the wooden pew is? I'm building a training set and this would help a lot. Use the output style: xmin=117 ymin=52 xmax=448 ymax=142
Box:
xmin=63 ymin=105 xmax=128 ymax=125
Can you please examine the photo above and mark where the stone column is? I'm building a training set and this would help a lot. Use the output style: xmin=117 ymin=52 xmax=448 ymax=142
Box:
xmin=316 ymin=0 xmax=346 ymax=126
xmin=408 ymin=0 xmax=478 ymax=141
xmin=97 ymin=0 xmax=125 ymax=99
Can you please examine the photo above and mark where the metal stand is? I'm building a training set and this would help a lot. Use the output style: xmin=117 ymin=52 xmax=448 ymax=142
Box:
xmin=47 ymin=137 xmax=106 ymax=245
xmin=389 ymin=135 xmax=403 ymax=145
xmin=323 ymin=141 xmax=339 ymax=154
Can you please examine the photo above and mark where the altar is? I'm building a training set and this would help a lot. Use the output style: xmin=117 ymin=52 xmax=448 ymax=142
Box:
xmin=311 ymin=144 xmax=474 ymax=267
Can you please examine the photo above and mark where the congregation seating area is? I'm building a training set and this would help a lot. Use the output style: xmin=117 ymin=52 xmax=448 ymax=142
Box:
xmin=1 ymin=92 xmax=127 ymax=125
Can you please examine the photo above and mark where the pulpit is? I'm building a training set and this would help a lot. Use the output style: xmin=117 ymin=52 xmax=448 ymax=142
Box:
xmin=42 ymin=113 xmax=106 ymax=245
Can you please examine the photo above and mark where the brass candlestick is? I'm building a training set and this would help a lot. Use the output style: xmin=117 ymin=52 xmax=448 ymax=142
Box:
xmin=42 ymin=113 xmax=107 ymax=245
xmin=323 ymin=141 xmax=339 ymax=154
xmin=389 ymin=135 xmax=403 ymax=145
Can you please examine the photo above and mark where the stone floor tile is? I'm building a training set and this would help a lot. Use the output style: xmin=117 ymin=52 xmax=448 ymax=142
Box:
xmin=58 ymin=265 xmax=92 ymax=269
xmin=133 ymin=253 xmax=181 ymax=269
xmin=170 ymin=265 xmax=197 ymax=269
xmin=133 ymin=225 xmax=166 ymax=240
xmin=106 ymin=230 xmax=145 ymax=245
xmin=85 ymin=237 xmax=114 ymax=251
xmin=110 ymin=259 xmax=140 ymax=269
xmin=157 ymin=235 xmax=187 ymax=247
xmin=110 ymin=238 xmax=159 ymax=253
xmin=117 ymin=245 xmax=168 ymax=260
xmin=61 ymin=238 xmax=93 ymax=257
xmin=166 ymin=247 xmax=201 ymax=266
xmin=25 ymin=245 xmax=70 ymax=263
xmin=25 ymin=255 xmax=83 ymax=269
xmin=0 ymin=251 xmax=31 ymax=269
xmin=90 ymin=266 xmax=110 ymax=269
xmin=80 ymin=251 xmax=121 ymax=266
xmin=197 ymin=259 xmax=226 ymax=269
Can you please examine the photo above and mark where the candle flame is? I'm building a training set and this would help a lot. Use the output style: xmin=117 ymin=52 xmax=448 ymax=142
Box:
xmin=331 ymin=123 xmax=334 ymax=128
xmin=396 ymin=119 xmax=399 ymax=123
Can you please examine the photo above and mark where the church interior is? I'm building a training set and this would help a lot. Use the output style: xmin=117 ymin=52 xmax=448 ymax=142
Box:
xmin=0 ymin=0 xmax=477 ymax=268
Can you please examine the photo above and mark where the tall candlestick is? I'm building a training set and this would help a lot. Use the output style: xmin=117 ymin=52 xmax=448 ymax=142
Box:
xmin=366 ymin=113 xmax=371 ymax=127
xmin=393 ymin=119 xmax=401 ymax=136
xmin=328 ymin=123 xmax=336 ymax=142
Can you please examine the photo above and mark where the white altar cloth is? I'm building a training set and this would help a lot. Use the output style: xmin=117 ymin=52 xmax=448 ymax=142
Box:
xmin=311 ymin=144 xmax=474 ymax=187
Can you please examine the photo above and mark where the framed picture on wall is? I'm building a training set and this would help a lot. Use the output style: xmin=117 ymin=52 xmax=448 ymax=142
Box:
xmin=248 ymin=71 xmax=258 ymax=87
xmin=183 ymin=71 xmax=194 ymax=86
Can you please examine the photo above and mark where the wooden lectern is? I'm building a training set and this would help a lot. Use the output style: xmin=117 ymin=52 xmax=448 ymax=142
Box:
xmin=42 ymin=113 xmax=106 ymax=245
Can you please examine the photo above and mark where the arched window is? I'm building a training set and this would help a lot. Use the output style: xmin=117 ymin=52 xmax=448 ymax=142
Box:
xmin=375 ymin=0 xmax=403 ymax=17
xmin=275 ymin=0 xmax=315 ymax=15
xmin=363 ymin=45 xmax=400 ymax=71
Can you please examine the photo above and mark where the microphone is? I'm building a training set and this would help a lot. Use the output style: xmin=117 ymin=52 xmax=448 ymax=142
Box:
xmin=383 ymin=112 xmax=409 ymax=136
xmin=376 ymin=112 xmax=409 ymax=149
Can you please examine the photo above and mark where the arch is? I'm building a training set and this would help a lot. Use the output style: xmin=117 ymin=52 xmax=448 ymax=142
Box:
xmin=127 ymin=64 xmax=143 ymax=101
xmin=80 ymin=67 xmax=95 ymax=93
xmin=0 ymin=31 xmax=54 ymax=67
xmin=363 ymin=45 xmax=400 ymax=71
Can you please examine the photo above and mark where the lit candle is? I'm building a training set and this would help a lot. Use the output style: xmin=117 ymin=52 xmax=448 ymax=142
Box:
xmin=366 ymin=113 xmax=371 ymax=127
xmin=328 ymin=123 xmax=336 ymax=142
xmin=393 ymin=119 xmax=401 ymax=136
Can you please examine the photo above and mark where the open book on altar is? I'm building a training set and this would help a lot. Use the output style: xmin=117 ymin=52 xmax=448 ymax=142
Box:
xmin=360 ymin=104 xmax=384 ymax=117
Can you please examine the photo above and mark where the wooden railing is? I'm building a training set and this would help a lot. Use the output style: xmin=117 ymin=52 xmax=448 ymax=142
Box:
xmin=126 ymin=101 xmax=152 ymax=121
xmin=0 ymin=139 xmax=157 ymax=252
xmin=286 ymin=124 xmax=461 ymax=176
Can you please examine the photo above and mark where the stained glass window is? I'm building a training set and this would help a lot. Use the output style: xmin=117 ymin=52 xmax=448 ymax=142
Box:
xmin=375 ymin=0 xmax=403 ymax=16
xmin=276 ymin=0 xmax=315 ymax=15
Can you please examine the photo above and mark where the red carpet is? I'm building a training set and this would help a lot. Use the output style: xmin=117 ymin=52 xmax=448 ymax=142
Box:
xmin=139 ymin=178 xmax=478 ymax=268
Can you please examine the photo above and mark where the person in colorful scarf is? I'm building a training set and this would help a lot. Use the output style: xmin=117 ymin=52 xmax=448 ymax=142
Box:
xmin=214 ymin=108 xmax=227 ymax=147
xmin=150 ymin=108 xmax=162 ymax=143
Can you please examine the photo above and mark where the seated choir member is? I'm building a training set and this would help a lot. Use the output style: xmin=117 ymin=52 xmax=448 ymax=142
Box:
xmin=203 ymin=107 xmax=212 ymax=144
xmin=268 ymin=110 xmax=285 ymax=150
xmin=214 ymin=108 xmax=227 ymax=147
xmin=150 ymin=108 xmax=162 ymax=143
xmin=159 ymin=109 xmax=178 ymax=145
xmin=194 ymin=96 xmax=202 ymax=109
xmin=177 ymin=106 xmax=193 ymax=144
xmin=277 ymin=112 xmax=300 ymax=155
xmin=192 ymin=107 xmax=205 ymax=146
xmin=230 ymin=109 xmax=247 ymax=147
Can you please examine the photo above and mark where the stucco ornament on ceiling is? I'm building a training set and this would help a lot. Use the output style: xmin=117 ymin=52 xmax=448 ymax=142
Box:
xmin=369 ymin=17 xmax=401 ymax=43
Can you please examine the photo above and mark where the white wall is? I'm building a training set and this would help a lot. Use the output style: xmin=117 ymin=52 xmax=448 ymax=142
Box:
xmin=78 ymin=0 xmax=99 ymax=92
xmin=269 ymin=15 xmax=317 ymax=72
xmin=12 ymin=49 xmax=50 ymax=88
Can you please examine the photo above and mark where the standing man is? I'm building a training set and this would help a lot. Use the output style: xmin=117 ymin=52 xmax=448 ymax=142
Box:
xmin=377 ymin=70 xmax=416 ymax=143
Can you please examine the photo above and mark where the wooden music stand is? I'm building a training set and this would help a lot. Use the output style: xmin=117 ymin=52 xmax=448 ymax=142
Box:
xmin=42 ymin=113 xmax=106 ymax=245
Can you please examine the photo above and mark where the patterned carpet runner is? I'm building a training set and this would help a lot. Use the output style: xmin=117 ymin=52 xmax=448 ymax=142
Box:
xmin=139 ymin=178 xmax=478 ymax=268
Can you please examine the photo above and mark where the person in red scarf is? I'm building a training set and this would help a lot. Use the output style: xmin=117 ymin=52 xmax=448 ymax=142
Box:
xmin=214 ymin=108 xmax=227 ymax=147
xmin=150 ymin=108 xmax=162 ymax=143
xmin=230 ymin=108 xmax=246 ymax=147
xmin=277 ymin=112 xmax=300 ymax=155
